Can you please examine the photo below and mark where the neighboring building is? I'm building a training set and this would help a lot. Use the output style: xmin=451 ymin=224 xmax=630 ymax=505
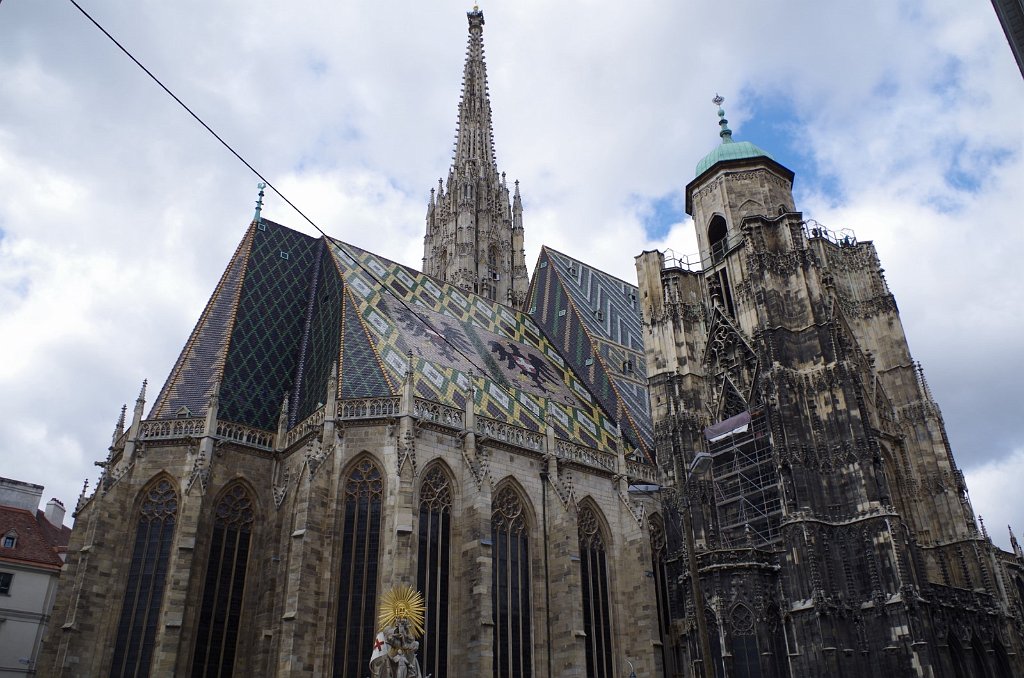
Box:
xmin=0 ymin=478 xmax=70 ymax=676
xmin=991 ymin=0 xmax=1024 ymax=78
xmin=37 ymin=7 xmax=1024 ymax=678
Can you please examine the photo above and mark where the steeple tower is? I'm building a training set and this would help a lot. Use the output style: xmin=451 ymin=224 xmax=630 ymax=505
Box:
xmin=423 ymin=6 xmax=528 ymax=309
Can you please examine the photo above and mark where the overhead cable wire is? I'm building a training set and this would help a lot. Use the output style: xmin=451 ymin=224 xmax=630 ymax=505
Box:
xmin=66 ymin=0 xmax=615 ymax=435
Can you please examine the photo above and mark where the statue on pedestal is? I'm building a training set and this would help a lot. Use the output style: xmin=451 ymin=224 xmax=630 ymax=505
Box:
xmin=369 ymin=585 xmax=430 ymax=678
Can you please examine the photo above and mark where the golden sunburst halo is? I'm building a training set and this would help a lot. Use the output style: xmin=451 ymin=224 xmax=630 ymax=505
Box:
xmin=378 ymin=585 xmax=427 ymax=638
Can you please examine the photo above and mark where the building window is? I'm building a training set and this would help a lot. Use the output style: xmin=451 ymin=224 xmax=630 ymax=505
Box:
xmin=578 ymin=505 xmax=613 ymax=678
xmin=650 ymin=517 xmax=674 ymax=677
xmin=730 ymin=604 xmax=762 ymax=678
xmin=2 ymin=532 xmax=15 ymax=548
xmin=191 ymin=483 xmax=256 ymax=678
xmin=491 ymin=486 xmax=532 ymax=678
xmin=0 ymin=572 xmax=12 ymax=595
xmin=417 ymin=466 xmax=453 ymax=678
xmin=333 ymin=458 xmax=384 ymax=678
xmin=110 ymin=478 xmax=178 ymax=678
xmin=708 ymin=215 xmax=728 ymax=264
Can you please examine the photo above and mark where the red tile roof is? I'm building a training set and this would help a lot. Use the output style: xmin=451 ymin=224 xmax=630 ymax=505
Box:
xmin=0 ymin=506 xmax=65 ymax=570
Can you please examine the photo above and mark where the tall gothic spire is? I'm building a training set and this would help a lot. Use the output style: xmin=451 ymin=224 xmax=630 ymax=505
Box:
xmin=422 ymin=8 xmax=529 ymax=309
xmin=453 ymin=6 xmax=498 ymax=174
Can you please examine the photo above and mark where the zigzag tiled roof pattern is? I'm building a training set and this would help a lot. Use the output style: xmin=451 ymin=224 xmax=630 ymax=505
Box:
xmin=332 ymin=241 xmax=619 ymax=451
xmin=526 ymin=247 xmax=654 ymax=461
xmin=148 ymin=219 xmax=621 ymax=453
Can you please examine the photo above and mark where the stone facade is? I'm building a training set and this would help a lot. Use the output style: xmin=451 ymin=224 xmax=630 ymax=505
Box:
xmin=635 ymin=142 xmax=1024 ymax=677
xmin=41 ymin=377 xmax=664 ymax=677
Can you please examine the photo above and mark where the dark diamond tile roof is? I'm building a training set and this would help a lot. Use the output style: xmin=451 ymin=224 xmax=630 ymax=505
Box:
xmin=218 ymin=221 xmax=322 ymax=430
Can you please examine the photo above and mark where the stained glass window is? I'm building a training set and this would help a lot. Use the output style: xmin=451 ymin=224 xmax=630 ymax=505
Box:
xmin=191 ymin=484 xmax=255 ymax=677
xmin=333 ymin=458 xmax=384 ymax=678
xmin=417 ymin=466 xmax=452 ymax=678
xmin=578 ymin=505 xmax=613 ymax=678
xmin=491 ymin=486 xmax=532 ymax=678
xmin=110 ymin=478 xmax=178 ymax=678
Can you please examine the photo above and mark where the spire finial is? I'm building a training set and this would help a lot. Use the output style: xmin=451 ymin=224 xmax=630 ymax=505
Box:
xmin=712 ymin=93 xmax=733 ymax=144
xmin=253 ymin=182 xmax=266 ymax=223
xmin=137 ymin=379 xmax=148 ymax=403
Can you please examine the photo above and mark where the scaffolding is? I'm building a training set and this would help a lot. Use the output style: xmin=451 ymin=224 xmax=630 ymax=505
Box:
xmin=707 ymin=410 xmax=783 ymax=547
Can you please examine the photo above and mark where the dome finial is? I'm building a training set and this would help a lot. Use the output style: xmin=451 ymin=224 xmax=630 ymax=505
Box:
xmin=713 ymin=93 xmax=733 ymax=143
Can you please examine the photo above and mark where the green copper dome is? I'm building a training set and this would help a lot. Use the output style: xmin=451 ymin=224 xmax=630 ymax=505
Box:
xmin=695 ymin=99 xmax=774 ymax=176
xmin=695 ymin=139 xmax=773 ymax=176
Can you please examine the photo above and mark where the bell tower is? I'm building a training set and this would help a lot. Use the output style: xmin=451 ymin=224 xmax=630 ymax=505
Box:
xmin=422 ymin=6 xmax=529 ymax=308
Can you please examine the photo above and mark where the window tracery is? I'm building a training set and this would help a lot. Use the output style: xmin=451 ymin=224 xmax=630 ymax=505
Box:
xmin=491 ymin=486 xmax=531 ymax=678
xmin=110 ymin=478 xmax=178 ymax=678
xmin=191 ymin=483 xmax=255 ymax=677
xmin=578 ymin=504 xmax=613 ymax=678
xmin=418 ymin=466 xmax=453 ymax=678
xmin=334 ymin=458 xmax=384 ymax=678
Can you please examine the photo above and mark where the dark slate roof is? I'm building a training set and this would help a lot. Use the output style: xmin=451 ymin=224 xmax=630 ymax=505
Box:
xmin=148 ymin=219 xmax=623 ymax=453
xmin=526 ymin=246 xmax=654 ymax=461
xmin=150 ymin=220 xmax=328 ymax=430
xmin=0 ymin=507 xmax=65 ymax=570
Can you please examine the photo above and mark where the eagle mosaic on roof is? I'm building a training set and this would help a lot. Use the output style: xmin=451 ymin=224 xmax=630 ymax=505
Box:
xmin=331 ymin=241 xmax=619 ymax=451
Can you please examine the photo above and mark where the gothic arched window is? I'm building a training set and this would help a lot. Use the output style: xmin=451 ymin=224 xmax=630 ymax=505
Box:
xmin=191 ymin=483 xmax=255 ymax=678
xmin=110 ymin=478 xmax=178 ymax=678
xmin=708 ymin=215 xmax=728 ymax=264
xmin=578 ymin=505 xmax=613 ymax=678
xmin=491 ymin=486 xmax=532 ymax=678
xmin=417 ymin=466 xmax=452 ymax=678
xmin=333 ymin=458 xmax=384 ymax=678
xmin=650 ymin=517 xmax=675 ymax=677
xmin=729 ymin=603 xmax=762 ymax=678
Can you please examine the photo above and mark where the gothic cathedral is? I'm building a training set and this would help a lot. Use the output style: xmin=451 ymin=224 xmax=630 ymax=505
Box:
xmin=40 ymin=7 xmax=1024 ymax=678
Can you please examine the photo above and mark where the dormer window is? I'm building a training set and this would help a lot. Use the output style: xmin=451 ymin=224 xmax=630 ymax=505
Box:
xmin=2 ymin=532 xmax=16 ymax=548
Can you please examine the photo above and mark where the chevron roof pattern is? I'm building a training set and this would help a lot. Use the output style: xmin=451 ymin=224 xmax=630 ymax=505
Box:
xmin=526 ymin=246 xmax=654 ymax=461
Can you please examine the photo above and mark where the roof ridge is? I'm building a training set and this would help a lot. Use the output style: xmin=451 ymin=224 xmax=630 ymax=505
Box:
xmin=540 ymin=245 xmax=640 ymax=291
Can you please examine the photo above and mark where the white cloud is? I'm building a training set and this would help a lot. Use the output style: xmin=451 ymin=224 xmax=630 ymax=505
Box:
xmin=965 ymin=450 xmax=1024 ymax=551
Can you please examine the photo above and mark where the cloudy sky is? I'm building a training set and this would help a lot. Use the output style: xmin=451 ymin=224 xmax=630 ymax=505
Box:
xmin=1 ymin=1 xmax=1021 ymax=546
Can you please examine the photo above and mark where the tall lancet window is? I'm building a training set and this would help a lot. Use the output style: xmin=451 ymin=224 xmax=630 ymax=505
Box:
xmin=650 ymin=516 xmax=675 ymax=677
xmin=110 ymin=478 xmax=178 ymax=678
xmin=333 ymin=458 xmax=384 ymax=678
xmin=191 ymin=484 xmax=255 ymax=678
xmin=417 ymin=466 xmax=452 ymax=678
xmin=491 ymin=486 xmax=532 ymax=678
xmin=578 ymin=505 xmax=613 ymax=678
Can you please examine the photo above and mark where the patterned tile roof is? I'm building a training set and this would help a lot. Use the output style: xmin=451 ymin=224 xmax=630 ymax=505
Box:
xmin=332 ymin=242 xmax=619 ymax=450
xmin=147 ymin=219 xmax=623 ymax=454
xmin=526 ymin=247 xmax=654 ymax=461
